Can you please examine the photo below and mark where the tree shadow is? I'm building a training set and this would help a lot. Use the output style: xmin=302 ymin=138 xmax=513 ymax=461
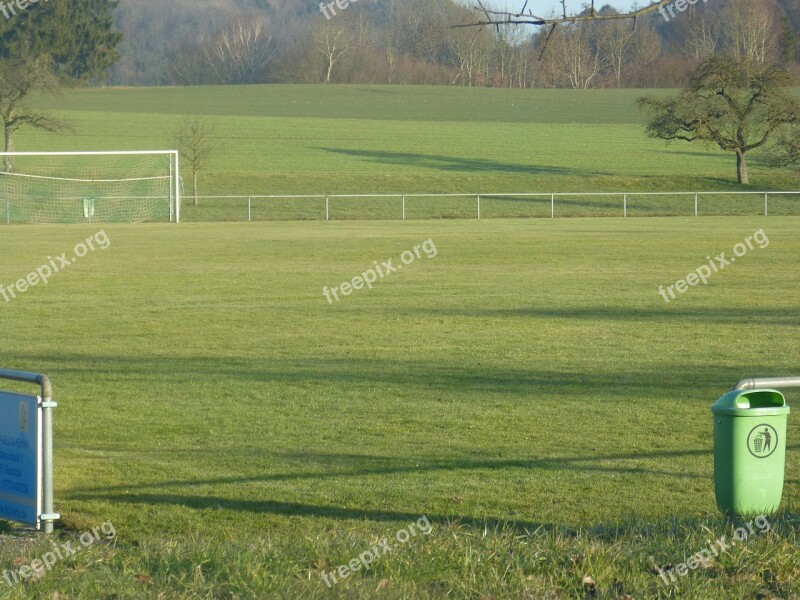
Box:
xmin=408 ymin=305 xmax=800 ymax=327
xmin=318 ymin=147 xmax=611 ymax=177
xmin=61 ymin=444 xmax=800 ymax=536
xmin=61 ymin=446 xmax=711 ymax=531
xmin=10 ymin=348 xmax=800 ymax=402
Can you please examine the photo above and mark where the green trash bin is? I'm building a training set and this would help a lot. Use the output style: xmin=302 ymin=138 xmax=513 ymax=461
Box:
xmin=712 ymin=389 xmax=790 ymax=516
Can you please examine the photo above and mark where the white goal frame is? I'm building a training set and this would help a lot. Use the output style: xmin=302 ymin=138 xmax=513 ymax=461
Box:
xmin=0 ymin=150 xmax=181 ymax=223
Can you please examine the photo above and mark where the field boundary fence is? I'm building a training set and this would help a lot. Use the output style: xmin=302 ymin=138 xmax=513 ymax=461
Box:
xmin=181 ymin=191 xmax=800 ymax=222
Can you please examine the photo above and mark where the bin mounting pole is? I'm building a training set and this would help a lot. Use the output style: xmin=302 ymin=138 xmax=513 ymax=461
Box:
xmin=734 ymin=376 xmax=800 ymax=391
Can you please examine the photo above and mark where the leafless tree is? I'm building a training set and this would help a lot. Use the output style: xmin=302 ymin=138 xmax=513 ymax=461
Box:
xmin=722 ymin=0 xmax=777 ymax=66
xmin=383 ymin=27 xmax=401 ymax=84
xmin=538 ymin=24 xmax=601 ymax=89
xmin=203 ymin=15 xmax=277 ymax=84
xmin=172 ymin=116 xmax=216 ymax=206
xmin=465 ymin=0 xmax=673 ymax=28
xmin=596 ymin=19 xmax=636 ymax=88
xmin=680 ymin=11 xmax=723 ymax=59
xmin=0 ymin=55 xmax=66 ymax=172
xmin=447 ymin=24 xmax=493 ymax=86
xmin=314 ymin=21 xmax=354 ymax=83
xmin=462 ymin=1 xmax=676 ymax=61
xmin=639 ymin=57 xmax=799 ymax=185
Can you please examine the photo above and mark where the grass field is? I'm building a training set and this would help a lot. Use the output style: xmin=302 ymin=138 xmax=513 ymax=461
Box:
xmin=23 ymin=85 xmax=800 ymax=218
xmin=0 ymin=217 xmax=799 ymax=598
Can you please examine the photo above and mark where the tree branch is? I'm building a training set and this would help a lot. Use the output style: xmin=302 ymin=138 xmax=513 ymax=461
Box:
xmin=458 ymin=1 xmax=674 ymax=28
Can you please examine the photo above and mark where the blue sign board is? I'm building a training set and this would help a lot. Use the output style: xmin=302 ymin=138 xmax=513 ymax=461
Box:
xmin=0 ymin=392 xmax=40 ymax=526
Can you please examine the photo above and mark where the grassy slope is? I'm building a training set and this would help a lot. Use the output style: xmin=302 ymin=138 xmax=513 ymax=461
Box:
xmin=26 ymin=85 xmax=800 ymax=205
xmin=0 ymin=218 xmax=798 ymax=598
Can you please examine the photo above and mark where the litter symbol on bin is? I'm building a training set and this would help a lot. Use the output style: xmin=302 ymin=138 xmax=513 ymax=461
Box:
xmin=747 ymin=424 xmax=778 ymax=458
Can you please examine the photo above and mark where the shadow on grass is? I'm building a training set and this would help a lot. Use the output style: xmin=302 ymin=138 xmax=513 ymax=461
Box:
xmin=67 ymin=445 xmax=721 ymax=500
xmin=10 ymin=349 xmax=800 ymax=400
xmin=318 ymin=147 xmax=611 ymax=178
xmin=410 ymin=305 xmax=800 ymax=326
xmin=68 ymin=444 xmax=800 ymax=538
xmin=62 ymin=446 xmax=718 ymax=535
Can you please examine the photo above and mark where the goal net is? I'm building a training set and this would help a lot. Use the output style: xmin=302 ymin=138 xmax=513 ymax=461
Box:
xmin=0 ymin=151 xmax=181 ymax=224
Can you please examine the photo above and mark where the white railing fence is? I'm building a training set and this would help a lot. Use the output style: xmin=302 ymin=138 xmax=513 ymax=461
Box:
xmin=181 ymin=191 xmax=800 ymax=221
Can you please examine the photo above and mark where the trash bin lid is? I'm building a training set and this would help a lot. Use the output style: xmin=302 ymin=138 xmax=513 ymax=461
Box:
xmin=711 ymin=389 xmax=790 ymax=416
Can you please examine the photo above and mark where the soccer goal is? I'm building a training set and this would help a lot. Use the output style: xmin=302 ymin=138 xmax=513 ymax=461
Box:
xmin=0 ymin=151 xmax=181 ymax=224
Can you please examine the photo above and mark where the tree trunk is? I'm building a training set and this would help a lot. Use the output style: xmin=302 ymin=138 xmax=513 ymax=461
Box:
xmin=4 ymin=124 xmax=14 ymax=173
xmin=736 ymin=150 xmax=749 ymax=185
xmin=192 ymin=169 xmax=199 ymax=206
xmin=326 ymin=58 xmax=334 ymax=83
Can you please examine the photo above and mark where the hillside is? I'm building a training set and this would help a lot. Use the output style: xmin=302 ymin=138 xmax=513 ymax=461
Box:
xmin=110 ymin=0 xmax=800 ymax=88
xmin=25 ymin=84 xmax=800 ymax=200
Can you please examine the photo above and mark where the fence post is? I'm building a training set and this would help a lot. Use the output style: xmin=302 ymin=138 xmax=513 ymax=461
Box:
xmin=477 ymin=195 xmax=481 ymax=219
xmin=248 ymin=197 xmax=252 ymax=222
xmin=402 ymin=196 xmax=405 ymax=221
xmin=695 ymin=192 xmax=699 ymax=217
xmin=624 ymin=194 xmax=627 ymax=218
xmin=765 ymin=192 xmax=768 ymax=217
xmin=326 ymin=196 xmax=329 ymax=221
xmin=551 ymin=193 xmax=555 ymax=219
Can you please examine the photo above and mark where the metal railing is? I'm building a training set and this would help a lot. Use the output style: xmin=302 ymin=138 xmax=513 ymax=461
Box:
xmin=182 ymin=191 xmax=800 ymax=222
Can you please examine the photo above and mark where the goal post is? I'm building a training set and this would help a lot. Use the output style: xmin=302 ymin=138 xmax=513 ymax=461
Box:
xmin=0 ymin=151 xmax=181 ymax=224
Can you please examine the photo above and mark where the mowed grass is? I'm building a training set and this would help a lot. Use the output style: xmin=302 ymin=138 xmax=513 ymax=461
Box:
xmin=24 ymin=85 xmax=800 ymax=214
xmin=0 ymin=217 xmax=798 ymax=598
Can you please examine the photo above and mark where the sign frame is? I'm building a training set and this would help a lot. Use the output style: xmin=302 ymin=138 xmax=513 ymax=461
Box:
xmin=0 ymin=370 xmax=59 ymax=533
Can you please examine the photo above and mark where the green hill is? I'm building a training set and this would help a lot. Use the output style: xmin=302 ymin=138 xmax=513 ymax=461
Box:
xmin=27 ymin=84 xmax=800 ymax=204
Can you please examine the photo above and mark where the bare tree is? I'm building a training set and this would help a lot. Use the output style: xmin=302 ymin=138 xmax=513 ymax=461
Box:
xmin=204 ymin=15 xmax=277 ymax=84
xmin=627 ymin=22 xmax=662 ymax=86
xmin=170 ymin=15 xmax=277 ymax=85
xmin=462 ymin=1 xmax=675 ymax=71
xmin=447 ymin=24 xmax=493 ymax=86
xmin=722 ymin=0 xmax=777 ymax=66
xmin=539 ymin=24 xmax=601 ymax=89
xmin=314 ymin=21 xmax=354 ymax=83
xmin=639 ymin=57 xmax=799 ymax=185
xmin=465 ymin=0 xmax=673 ymax=28
xmin=172 ymin=116 xmax=216 ymax=206
xmin=596 ymin=18 xmax=636 ymax=88
xmin=0 ymin=55 xmax=65 ymax=172
xmin=382 ymin=26 xmax=401 ymax=84
xmin=492 ymin=25 xmax=526 ymax=87
xmin=681 ymin=12 xmax=723 ymax=59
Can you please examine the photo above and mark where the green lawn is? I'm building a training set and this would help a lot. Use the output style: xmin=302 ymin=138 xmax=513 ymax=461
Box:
xmin=0 ymin=217 xmax=798 ymax=598
xmin=24 ymin=85 xmax=800 ymax=204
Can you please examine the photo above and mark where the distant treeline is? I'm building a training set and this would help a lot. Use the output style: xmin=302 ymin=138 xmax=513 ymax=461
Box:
xmin=110 ymin=0 xmax=800 ymax=88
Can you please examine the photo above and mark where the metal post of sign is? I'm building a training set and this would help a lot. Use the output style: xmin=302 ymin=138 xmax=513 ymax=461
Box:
xmin=0 ymin=369 xmax=59 ymax=533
